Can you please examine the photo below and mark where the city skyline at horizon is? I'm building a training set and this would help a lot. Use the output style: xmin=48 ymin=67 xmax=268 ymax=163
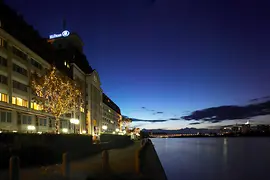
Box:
xmin=6 ymin=0 xmax=270 ymax=129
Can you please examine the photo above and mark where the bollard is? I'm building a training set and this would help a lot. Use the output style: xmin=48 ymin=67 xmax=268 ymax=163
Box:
xmin=140 ymin=139 xmax=146 ymax=147
xmin=9 ymin=156 xmax=20 ymax=180
xmin=102 ymin=150 xmax=110 ymax=173
xmin=62 ymin=152 xmax=70 ymax=177
xmin=135 ymin=147 xmax=144 ymax=174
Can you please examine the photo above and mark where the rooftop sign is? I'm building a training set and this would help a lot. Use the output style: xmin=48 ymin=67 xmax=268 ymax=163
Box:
xmin=49 ymin=30 xmax=70 ymax=39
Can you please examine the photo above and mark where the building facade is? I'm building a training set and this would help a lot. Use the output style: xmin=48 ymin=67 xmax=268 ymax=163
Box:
xmin=0 ymin=2 xmax=121 ymax=135
xmin=102 ymin=93 xmax=122 ymax=133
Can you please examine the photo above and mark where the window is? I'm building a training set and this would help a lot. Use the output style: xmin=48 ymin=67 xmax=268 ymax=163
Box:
xmin=31 ymin=102 xmax=43 ymax=110
xmin=0 ymin=111 xmax=11 ymax=123
xmin=60 ymin=120 xmax=68 ymax=128
xmin=39 ymin=118 xmax=47 ymax=126
xmin=22 ymin=115 xmax=32 ymax=125
xmin=13 ymin=64 xmax=28 ymax=77
xmin=0 ymin=38 xmax=7 ymax=49
xmin=80 ymin=107 xmax=84 ymax=113
xmin=12 ymin=46 xmax=27 ymax=61
xmin=0 ymin=75 xmax=8 ymax=85
xmin=0 ymin=56 xmax=7 ymax=67
xmin=0 ymin=93 xmax=8 ymax=103
xmin=31 ymin=58 xmax=42 ymax=70
xmin=13 ymin=80 xmax=28 ymax=92
xmin=12 ymin=97 xmax=28 ymax=107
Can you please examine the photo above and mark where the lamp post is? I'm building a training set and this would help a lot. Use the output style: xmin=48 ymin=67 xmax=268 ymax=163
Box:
xmin=70 ymin=118 xmax=79 ymax=134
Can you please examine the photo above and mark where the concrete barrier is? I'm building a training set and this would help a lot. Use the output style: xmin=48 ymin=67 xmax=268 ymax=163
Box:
xmin=9 ymin=156 xmax=20 ymax=180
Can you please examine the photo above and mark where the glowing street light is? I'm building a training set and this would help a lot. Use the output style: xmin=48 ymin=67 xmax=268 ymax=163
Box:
xmin=102 ymin=125 xmax=108 ymax=130
xmin=27 ymin=125 xmax=36 ymax=131
xmin=116 ymin=128 xmax=120 ymax=132
xmin=70 ymin=118 xmax=79 ymax=125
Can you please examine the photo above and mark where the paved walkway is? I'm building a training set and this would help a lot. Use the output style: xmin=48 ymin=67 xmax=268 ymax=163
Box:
xmin=0 ymin=142 xmax=141 ymax=180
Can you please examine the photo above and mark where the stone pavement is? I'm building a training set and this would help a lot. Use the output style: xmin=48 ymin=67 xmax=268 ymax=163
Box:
xmin=0 ymin=142 xmax=141 ymax=180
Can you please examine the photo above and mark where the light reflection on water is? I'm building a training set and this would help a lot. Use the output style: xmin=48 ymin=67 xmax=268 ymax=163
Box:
xmin=152 ymin=138 xmax=270 ymax=180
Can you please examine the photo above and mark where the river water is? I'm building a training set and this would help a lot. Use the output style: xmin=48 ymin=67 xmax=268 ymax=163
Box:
xmin=152 ymin=137 xmax=270 ymax=180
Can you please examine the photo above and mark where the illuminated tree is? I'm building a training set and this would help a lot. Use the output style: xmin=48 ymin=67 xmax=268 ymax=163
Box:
xmin=31 ymin=66 xmax=83 ymax=133
xmin=119 ymin=116 xmax=132 ymax=131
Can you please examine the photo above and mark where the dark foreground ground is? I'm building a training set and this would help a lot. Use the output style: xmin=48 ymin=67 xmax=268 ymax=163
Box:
xmin=0 ymin=141 xmax=167 ymax=180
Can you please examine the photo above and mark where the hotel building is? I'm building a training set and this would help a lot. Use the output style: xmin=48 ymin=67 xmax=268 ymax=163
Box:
xmin=0 ymin=2 xmax=122 ymax=135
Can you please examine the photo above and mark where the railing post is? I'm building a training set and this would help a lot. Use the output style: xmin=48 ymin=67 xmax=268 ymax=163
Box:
xmin=135 ymin=146 xmax=145 ymax=175
xmin=9 ymin=156 xmax=20 ymax=180
xmin=102 ymin=150 xmax=110 ymax=172
xmin=62 ymin=152 xmax=70 ymax=177
xmin=141 ymin=139 xmax=146 ymax=147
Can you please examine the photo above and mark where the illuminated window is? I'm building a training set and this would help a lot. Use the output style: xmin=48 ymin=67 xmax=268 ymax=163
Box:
xmin=80 ymin=107 xmax=84 ymax=113
xmin=22 ymin=99 xmax=28 ymax=107
xmin=31 ymin=102 xmax=43 ymax=110
xmin=17 ymin=97 xmax=22 ymax=106
xmin=0 ymin=93 xmax=8 ymax=103
xmin=12 ymin=97 xmax=28 ymax=107
xmin=12 ymin=97 xmax=16 ymax=104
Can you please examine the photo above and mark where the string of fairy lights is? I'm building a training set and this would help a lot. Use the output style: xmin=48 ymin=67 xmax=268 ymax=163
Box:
xmin=32 ymin=66 xmax=83 ymax=133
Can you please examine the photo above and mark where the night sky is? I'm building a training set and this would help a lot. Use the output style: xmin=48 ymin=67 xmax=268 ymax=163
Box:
xmin=6 ymin=0 xmax=270 ymax=129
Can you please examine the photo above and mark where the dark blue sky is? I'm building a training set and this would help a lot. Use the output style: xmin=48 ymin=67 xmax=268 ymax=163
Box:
xmin=6 ymin=0 xmax=270 ymax=129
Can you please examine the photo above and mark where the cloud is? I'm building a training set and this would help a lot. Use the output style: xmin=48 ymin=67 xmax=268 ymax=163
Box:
xmin=131 ymin=118 xmax=167 ymax=123
xmin=168 ymin=118 xmax=181 ymax=120
xmin=141 ymin=107 xmax=164 ymax=114
xmin=126 ymin=116 xmax=183 ymax=123
xmin=249 ymin=95 xmax=270 ymax=103
xmin=189 ymin=122 xmax=201 ymax=125
xmin=182 ymin=100 xmax=270 ymax=123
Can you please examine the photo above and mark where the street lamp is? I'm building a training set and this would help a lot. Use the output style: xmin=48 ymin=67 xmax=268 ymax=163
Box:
xmin=70 ymin=118 xmax=79 ymax=134
xmin=116 ymin=128 xmax=119 ymax=132
xmin=102 ymin=125 xmax=108 ymax=130
xmin=62 ymin=128 xmax=68 ymax=133
xmin=27 ymin=125 xmax=36 ymax=131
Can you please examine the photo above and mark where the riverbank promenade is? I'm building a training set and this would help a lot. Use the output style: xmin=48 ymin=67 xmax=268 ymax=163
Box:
xmin=0 ymin=140 xmax=167 ymax=180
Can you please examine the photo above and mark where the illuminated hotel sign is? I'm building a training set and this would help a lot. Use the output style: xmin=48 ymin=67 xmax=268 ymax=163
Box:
xmin=49 ymin=30 xmax=70 ymax=39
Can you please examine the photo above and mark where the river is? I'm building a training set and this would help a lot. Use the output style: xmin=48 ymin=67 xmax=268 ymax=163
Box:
xmin=152 ymin=137 xmax=270 ymax=180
